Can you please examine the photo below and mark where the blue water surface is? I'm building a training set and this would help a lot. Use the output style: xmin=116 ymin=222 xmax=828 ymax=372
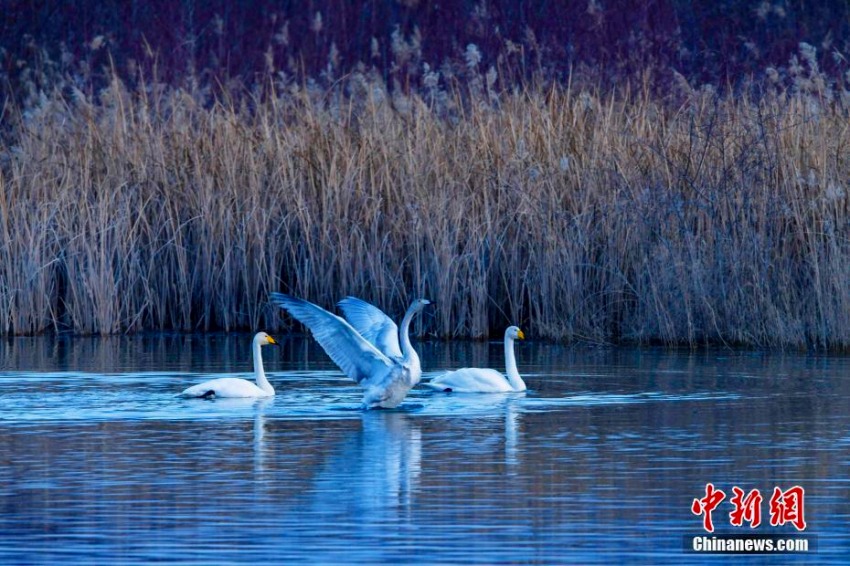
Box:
xmin=0 ymin=334 xmax=847 ymax=563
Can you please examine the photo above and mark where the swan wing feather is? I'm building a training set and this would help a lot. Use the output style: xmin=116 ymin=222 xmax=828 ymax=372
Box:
xmin=337 ymin=296 xmax=403 ymax=360
xmin=271 ymin=292 xmax=393 ymax=384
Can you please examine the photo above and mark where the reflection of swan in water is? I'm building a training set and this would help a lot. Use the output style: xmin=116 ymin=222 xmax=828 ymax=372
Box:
xmin=504 ymin=398 xmax=520 ymax=469
xmin=423 ymin=390 xmax=524 ymax=469
xmin=187 ymin=396 xmax=274 ymax=476
xmin=251 ymin=398 xmax=272 ymax=477
xmin=302 ymin=411 xmax=422 ymax=522
xmin=362 ymin=412 xmax=422 ymax=511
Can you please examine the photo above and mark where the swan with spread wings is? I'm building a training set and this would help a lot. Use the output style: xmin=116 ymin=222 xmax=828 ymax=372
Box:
xmin=271 ymin=293 xmax=431 ymax=409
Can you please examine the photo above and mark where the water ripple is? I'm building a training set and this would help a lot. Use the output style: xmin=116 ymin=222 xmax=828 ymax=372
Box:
xmin=0 ymin=341 xmax=847 ymax=563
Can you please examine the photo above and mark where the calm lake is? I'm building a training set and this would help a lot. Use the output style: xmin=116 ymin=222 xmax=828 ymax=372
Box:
xmin=0 ymin=334 xmax=847 ymax=563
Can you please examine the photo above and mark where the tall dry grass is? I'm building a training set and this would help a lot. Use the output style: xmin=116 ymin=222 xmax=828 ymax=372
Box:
xmin=2 ymin=69 xmax=850 ymax=348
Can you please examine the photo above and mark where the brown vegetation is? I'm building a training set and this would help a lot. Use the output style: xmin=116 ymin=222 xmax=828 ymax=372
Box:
xmin=1 ymin=61 xmax=849 ymax=347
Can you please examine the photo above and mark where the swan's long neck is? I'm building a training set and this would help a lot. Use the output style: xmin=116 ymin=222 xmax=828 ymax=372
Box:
xmin=504 ymin=336 xmax=526 ymax=391
xmin=253 ymin=340 xmax=274 ymax=395
xmin=399 ymin=305 xmax=421 ymax=369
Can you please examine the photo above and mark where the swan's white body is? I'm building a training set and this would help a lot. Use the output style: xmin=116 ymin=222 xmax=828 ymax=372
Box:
xmin=426 ymin=326 xmax=526 ymax=393
xmin=271 ymin=293 xmax=430 ymax=409
xmin=180 ymin=332 xmax=279 ymax=398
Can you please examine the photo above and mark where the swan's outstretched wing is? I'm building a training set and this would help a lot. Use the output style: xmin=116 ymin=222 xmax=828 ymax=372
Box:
xmin=271 ymin=293 xmax=393 ymax=384
xmin=337 ymin=296 xmax=403 ymax=359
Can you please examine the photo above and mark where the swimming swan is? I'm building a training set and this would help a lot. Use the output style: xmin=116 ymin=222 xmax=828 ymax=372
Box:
xmin=271 ymin=293 xmax=431 ymax=409
xmin=425 ymin=326 xmax=526 ymax=393
xmin=180 ymin=332 xmax=279 ymax=398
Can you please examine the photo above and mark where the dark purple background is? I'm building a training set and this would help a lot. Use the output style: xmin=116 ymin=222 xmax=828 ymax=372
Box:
xmin=2 ymin=0 xmax=848 ymax=95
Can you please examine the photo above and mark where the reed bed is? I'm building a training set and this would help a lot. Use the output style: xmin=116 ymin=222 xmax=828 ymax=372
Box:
xmin=2 ymin=72 xmax=850 ymax=348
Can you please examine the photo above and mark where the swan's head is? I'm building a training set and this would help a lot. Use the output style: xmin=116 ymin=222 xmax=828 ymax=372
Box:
xmin=254 ymin=332 xmax=279 ymax=347
xmin=412 ymin=298 xmax=432 ymax=311
xmin=506 ymin=326 xmax=525 ymax=340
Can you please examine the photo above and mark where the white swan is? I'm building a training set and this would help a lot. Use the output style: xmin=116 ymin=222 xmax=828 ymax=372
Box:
xmin=271 ymin=293 xmax=431 ymax=409
xmin=425 ymin=326 xmax=527 ymax=393
xmin=180 ymin=332 xmax=279 ymax=398
xmin=337 ymin=296 xmax=405 ymax=360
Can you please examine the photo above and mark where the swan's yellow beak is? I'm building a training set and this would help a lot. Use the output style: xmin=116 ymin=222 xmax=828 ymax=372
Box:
xmin=517 ymin=329 xmax=525 ymax=340
xmin=267 ymin=335 xmax=278 ymax=346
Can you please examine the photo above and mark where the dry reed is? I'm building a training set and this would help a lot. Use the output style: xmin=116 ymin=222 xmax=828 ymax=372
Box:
xmin=2 ymin=70 xmax=850 ymax=349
